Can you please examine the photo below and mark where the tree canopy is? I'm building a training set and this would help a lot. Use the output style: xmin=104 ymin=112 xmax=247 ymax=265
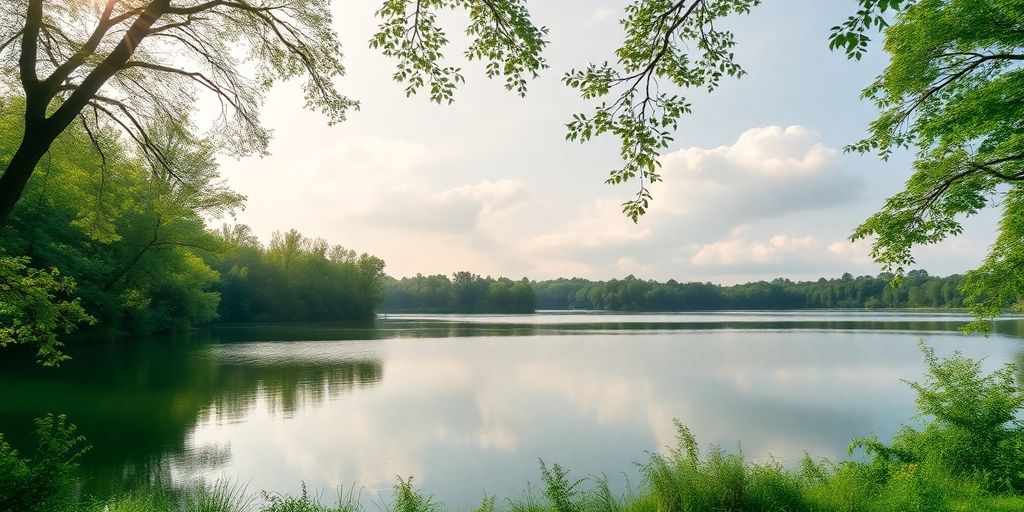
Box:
xmin=0 ymin=0 xmax=766 ymax=226
xmin=0 ymin=0 xmax=355 ymax=223
xmin=832 ymin=0 xmax=1024 ymax=326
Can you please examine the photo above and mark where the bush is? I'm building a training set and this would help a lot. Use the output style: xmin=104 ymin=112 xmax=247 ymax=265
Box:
xmin=0 ymin=414 xmax=89 ymax=512
xmin=851 ymin=341 xmax=1024 ymax=493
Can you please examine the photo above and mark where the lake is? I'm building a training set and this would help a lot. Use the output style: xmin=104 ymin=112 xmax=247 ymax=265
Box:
xmin=2 ymin=311 xmax=1023 ymax=507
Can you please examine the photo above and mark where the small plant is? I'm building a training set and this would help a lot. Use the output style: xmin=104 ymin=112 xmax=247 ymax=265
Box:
xmin=538 ymin=460 xmax=585 ymax=512
xmin=0 ymin=414 xmax=90 ymax=512
xmin=472 ymin=495 xmax=495 ymax=512
xmin=183 ymin=480 xmax=255 ymax=512
xmin=392 ymin=477 xmax=437 ymax=512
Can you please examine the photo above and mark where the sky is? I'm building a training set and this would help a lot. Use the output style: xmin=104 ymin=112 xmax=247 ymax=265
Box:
xmin=214 ymin=0 xmax=999 ymax=283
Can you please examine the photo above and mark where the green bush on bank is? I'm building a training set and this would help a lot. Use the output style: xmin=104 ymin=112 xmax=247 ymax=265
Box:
xmin=4 ymin=342 xmax=1024 ymax=512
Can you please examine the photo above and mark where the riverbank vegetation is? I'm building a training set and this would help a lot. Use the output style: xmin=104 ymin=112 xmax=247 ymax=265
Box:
xmin=379 ymin=271 xmax=966 ymax=314
xmin=382 ymin=273 xmax=536 ymax=314
xmin=532 ymin=271 xmax=964 ymax=311
xmin=3 ymin=343 xmax=1023 ymax=512
xmin=0 ymin=103 xmax=385 ymax=363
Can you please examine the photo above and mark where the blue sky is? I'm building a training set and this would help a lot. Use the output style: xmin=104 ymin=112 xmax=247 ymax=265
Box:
xmin=216 ymin=0 xmax=998 ymax=282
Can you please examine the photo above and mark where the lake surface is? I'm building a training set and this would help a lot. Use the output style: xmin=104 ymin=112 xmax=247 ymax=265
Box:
xmin=2 ymin=310 xmax=1024 ymax=507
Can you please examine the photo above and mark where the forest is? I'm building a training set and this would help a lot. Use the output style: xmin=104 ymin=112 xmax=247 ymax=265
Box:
xmin=382 ymin=271 xmax=965 ymax=313
xmin=0 ymin=101 xmax=385 ymax=360
xmin=532 ymin=271 xmax=964 ymax=311
xmin=382 ymin=273 xmax=537 ymax=313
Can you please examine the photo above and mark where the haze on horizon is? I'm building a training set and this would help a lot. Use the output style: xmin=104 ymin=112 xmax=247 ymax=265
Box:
xmin=213 ymin=0 xmax=998 ymax=285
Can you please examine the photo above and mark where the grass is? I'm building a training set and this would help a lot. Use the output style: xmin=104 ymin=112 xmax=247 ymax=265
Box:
xmin=7 ymin=341 xmax=1024 ymax=512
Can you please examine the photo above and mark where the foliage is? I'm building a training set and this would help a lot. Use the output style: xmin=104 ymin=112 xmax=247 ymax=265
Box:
xmin=534 ymin=270 xmax=963 ymax=311
xmin=0 ymin=102 xmax=238 ymax=336
xmin=564 ymin=0 xmax=761 ymax=220
xmin=1 ymin=99 xmax=386 ymax=352
xmin=182 ymin=481 xmax=255 ymax=512
xmin=371 ymin=0 xmax=762 ymax=219
xmin=391 ymin=477 xmax=437 ymax=512
xmin=0 ymin=0 xmax=355 ymax=222
xmin=0 ymin=414 xmax=89 ymax=512
xmin=835 ymin=0 xmax=1024 ymax=324
xmin=212 ymin=226 xmax=387 ymax=323
xmin=382 ymin=272 xmax=535 ymax=313
xmin=370 ymin=0 xmax=548 ymax=103
xmin=262 ymin=482 xmax=361 ymax=512
xmin=851 ymin=341 xmax=1024 ymax=493
xmin=0 ymin=252 xmax=93 ymax=366
xmin=538 ymin=460 xmax=584 ymax=512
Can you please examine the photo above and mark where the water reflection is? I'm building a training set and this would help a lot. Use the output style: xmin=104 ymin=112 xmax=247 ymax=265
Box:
xmin=0 ymin=312 xmax=1023 ymax=507
xmin=0 ymin=334 xmax=382 ymax=495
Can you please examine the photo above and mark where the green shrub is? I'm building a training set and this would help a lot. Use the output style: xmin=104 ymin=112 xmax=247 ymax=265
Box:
xmin=539 ymin=460 xmax=585 ymax=512
xmin=852 ymin=341 xmax=1024 ymax=493
xmin=391 ymin=477 xmax=437 ymax=512
xmin=0 ymin=414 xmax=89 ymax=512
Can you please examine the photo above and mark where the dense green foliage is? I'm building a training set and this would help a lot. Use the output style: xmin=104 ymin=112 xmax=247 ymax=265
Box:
xmin=0 ymin=414 xmax=88 ymax=512
xmin=852 ymin=343 xmax=1024 ymax=494
xmin=533 ymin=270 xmax=963 ymax=311
xmin=213 ymin=226 xmax=386 ymax=323
xmin=382 ymin=270 xmax=966 ymax=313
xmin=382 ymin=272 xmax=536 ymax=313
xmin=0 ymin=103 xmax=386 ymax=360
xmin=0 ymin=101 xmax=237 ymax=344
xmin=831 ymin=0 xmax=1024 ymax=325
xmin=5 ymin=345 xmax=1024 ymax=511
xmin=0 ymin=252 xmax=93 ymax=366
xmin=0 ymin=0 xmax=354 ymax=223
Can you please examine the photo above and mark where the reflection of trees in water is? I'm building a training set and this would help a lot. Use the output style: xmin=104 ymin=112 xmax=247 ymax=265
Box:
xmin=205 ymin=359 xmax=383 ymax=421
xmin=0 ymin=331 xmax=381 ymax=497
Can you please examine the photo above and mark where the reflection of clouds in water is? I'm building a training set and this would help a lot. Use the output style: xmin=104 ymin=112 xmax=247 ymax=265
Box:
xmin=179 ymin=332 xmax=1024 ymax=507
xmin=516 ymin=361 xmax=656 ymax=424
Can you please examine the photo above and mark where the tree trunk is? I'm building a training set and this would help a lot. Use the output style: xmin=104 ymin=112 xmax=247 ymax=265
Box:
xmin=0 ymin=127 xmax=55 ymax=226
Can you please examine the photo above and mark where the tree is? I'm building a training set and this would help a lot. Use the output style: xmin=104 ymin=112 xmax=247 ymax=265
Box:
xmin=0 ymin=0 xmax=763 ymax=226
xmin=831 ymin=0 xmax=1024 ymax=326
xmin=0 ymin=253 xmax=94 ymax=366
xmin=373 ymin=0 xmax=761 ymax=220
xmin=0 ymin=0 xmax=355 ymax=224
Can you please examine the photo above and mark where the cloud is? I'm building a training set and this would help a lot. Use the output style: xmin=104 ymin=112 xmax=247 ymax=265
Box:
xmin=523 ymin=199 xmax=651 ymax=253
xmin=591 ymin=6 xmax=614 ymax=22
xmin=522 ymin=126 xmax=866 ymax=277
xmin=355 ymin=179 xmax=528 ymax=233
xmin=649 ymin=125 xmax=860 ymax=225
xmin=691 ymin=235 xmax=821 ymax=266
xmin=826 ymin=239 xmax=874 ymax=266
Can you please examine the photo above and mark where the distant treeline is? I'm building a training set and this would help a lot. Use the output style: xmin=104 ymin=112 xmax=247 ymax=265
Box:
xmin=381 ymin=270 xmax=963 ymax=313
xmin=382 ymin=272 xmax=536 ymax=313
xmin=533 ymin=271 xmax=963 ymax=311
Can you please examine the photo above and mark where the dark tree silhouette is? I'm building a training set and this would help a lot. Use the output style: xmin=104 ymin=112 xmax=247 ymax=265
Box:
xmin=0 ymin=0 xmax=355 ymax=224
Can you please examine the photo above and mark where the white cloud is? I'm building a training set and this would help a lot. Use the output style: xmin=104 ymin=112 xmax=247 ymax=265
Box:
xmin=591 ymin=6 xmax=614 ymax=22
xmin=523 ymin=199 xmax=651 ymax=253
xmin=521 ymin=125 xmax=865 ymax=277
xmin=649 ymin=125 xmax=859 ymax=223
xmin=358 ymin=178 xmax=528 ymax=233
xmin=691 ymin=235 xmax=821 ymax=266
xmin=826 ymin=239 xmax=874 ymax=265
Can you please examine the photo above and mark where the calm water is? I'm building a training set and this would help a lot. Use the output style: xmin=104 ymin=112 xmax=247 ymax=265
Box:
xmin=2 ymin=311 xmax=1024 ymax=507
